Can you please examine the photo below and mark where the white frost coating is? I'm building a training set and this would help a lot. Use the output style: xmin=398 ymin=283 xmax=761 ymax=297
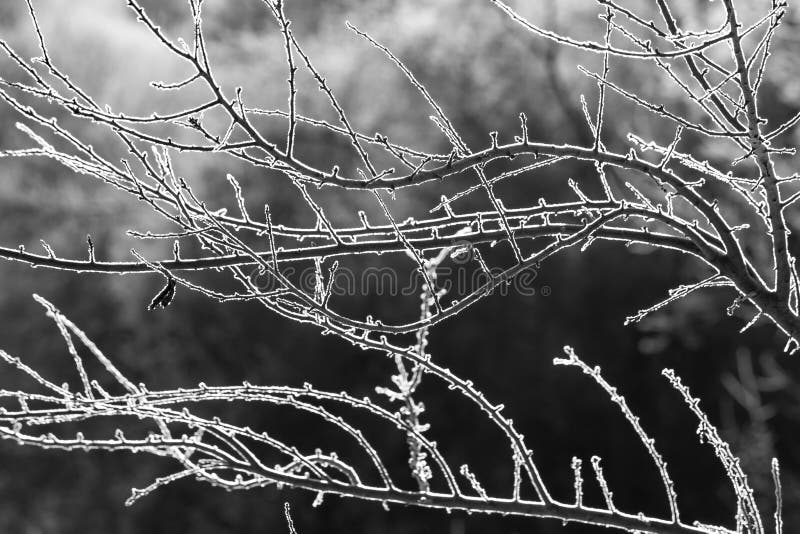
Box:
xmin=0 ymin=0 xmax=792 ymax=532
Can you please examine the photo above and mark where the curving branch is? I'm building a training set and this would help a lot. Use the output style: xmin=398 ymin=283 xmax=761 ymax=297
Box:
xmin=0 ymin=297 xmax=784 ymax=534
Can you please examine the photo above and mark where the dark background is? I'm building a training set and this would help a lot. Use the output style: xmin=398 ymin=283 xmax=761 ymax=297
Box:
xmin=0 ymin=1 xmax=799 ymax=532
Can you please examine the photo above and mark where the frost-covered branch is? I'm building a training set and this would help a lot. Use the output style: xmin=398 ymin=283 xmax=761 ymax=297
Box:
xmin=0 ymin=298 xmax=786 ymax=533
xmin=0 ymin=0 xmax=795 ymax=531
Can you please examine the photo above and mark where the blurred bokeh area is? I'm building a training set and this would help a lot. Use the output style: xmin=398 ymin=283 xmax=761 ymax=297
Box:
xmin=0 ymin=1 xmax=800 ymax=532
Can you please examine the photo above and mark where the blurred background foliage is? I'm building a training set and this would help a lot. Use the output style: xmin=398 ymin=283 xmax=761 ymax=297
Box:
xmin=0 ymin=1 xmax=799 ymax=532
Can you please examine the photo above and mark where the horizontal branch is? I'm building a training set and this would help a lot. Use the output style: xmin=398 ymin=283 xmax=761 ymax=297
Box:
xmin=0 ymin=419 xmax=727 ymax=534
xmin=0 ymin=298 xmax=737 ymax=534
xmin=0 ymin=224 xmax=703 ymax=274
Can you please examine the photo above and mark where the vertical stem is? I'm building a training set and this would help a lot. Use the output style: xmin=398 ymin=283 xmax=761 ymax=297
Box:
xmin=722 ymin=0 xmax=791 ymax=298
